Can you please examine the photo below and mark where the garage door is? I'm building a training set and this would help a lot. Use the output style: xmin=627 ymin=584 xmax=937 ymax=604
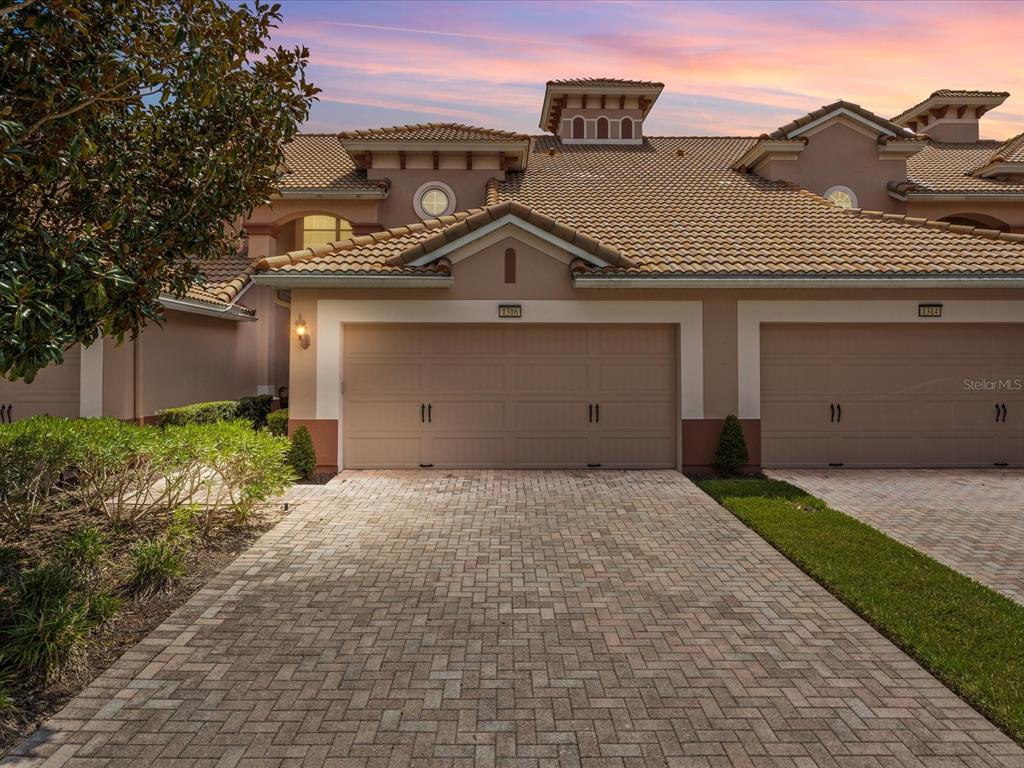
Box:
xmin=342 ymin=324 xmax=677 ymax=469
xmin=0 ymin=346 xmax=81 ymax=421
xmin=761 ymin=324 xmax=1024 ymax=468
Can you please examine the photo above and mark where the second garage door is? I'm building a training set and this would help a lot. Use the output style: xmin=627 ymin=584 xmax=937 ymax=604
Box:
xmin=761 ymin=324 xmax=1024 ymax=468
xmin=342 ymin=324 xmax=677 ymax=469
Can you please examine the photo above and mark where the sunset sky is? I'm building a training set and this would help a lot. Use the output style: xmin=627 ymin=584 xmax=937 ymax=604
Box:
xmin=272 ymin=0 xmax=1024 ymax=139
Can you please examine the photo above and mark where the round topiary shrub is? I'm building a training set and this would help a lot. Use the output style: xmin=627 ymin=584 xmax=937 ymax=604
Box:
xmin=714 ymin=414 xmax=749 ymax=476
xmin=288 ymin=426 xmax=316 ymax=481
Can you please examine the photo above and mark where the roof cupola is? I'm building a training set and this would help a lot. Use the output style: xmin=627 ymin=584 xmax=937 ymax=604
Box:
xmin=540 ymin=78 xmax=663 ymax=145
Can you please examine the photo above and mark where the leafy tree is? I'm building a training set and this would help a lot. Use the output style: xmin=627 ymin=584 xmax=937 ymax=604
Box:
xmin=0 ymin=0 xmax=317 ymax=380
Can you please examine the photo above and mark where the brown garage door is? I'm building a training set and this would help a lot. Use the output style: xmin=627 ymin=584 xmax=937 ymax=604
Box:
xmin=342 ymin=324 xmax=677 ymax=469
xmin=761 ymin=324 xmax=1024 ymax=468
xmin=0 ymin=346 xmax=81 ymax=421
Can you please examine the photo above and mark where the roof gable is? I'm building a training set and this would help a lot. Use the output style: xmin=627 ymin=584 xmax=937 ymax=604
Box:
xmin=768 ymin=100 xmax=918 ymax=141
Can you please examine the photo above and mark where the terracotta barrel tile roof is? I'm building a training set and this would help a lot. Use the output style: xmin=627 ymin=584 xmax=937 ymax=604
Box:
xmin=279 ymin=134 xmax=386 ymax=193
xmin=907 ymin=142 xmax=1024 ymax=193
xmin=991 ymin=131 xmax=1024 ymax=163
xmin=545 ymin=78 xmax=664 ymax=89
xmin=338 ymin=123 xmax=530 ymax=142
xmin=767 ymin=100 xmax=917 ymax=140
xmin=259 ymin=135 xmax=1024 ymax=280
xmin=892 ymin=89 xmax=1011 ymax=124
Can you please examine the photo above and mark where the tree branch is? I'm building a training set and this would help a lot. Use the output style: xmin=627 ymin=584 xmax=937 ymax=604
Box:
xmin=0 ymin=0 xmax=38 ymax=18
xmin=8 ymin=77 xmax=138 ymax=146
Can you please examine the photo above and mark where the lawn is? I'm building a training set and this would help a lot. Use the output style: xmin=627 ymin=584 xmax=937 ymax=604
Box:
xmin=697 ymin=476 xmax=1024 ymax=745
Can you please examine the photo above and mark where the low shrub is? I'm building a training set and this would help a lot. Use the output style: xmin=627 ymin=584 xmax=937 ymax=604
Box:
xmin=0 ymin=416 xmax=80 ymax=531
xmin=54 ymin=528 xmax=107 ymax=575
xmin=155 ymin=400 xmax=240 ymax=427
xmin=288 ymin=426 xmax=316 ymax=481
xmin=1 ymin=564 xmax=118 ymax=680
xmin=266 ymin=408 xmax=288 ymax=437
xmin=714 ymin=414 xmax=749 ymax=476
xmin=237 ymin=395 xmax=274 ymax=429
xmin=129 ymin=537 xmax=185 ymax=595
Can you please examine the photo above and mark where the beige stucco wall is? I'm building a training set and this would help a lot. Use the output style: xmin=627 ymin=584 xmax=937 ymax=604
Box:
xmin=759 ymin=121 xmax=906 ymax=213
xmin=367 ymin=168 xmax=503 ymax=229
xmin=282 ymin=233 xmax=1024 ymax=426
xmin=0 ymin=345 xmax=81 ymax=420
xmin=102 ymin=309 xmax=264 ymax=420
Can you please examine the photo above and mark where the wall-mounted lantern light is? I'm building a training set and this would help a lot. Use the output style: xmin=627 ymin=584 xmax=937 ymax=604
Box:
xmin=295 ymin=316 xmax=310 ymax=349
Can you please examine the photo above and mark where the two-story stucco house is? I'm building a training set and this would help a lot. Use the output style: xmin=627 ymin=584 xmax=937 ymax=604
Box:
xmin=6 ymin=80 xmax=1024 ymax=472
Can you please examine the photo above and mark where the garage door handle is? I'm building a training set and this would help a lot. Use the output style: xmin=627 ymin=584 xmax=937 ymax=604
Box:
xmin=421 ymin=403 xmax=425 ymax=423
xmin=830 ymin=403 xmax=834 ymax=423
xmin=428 ymin=403 xmax=432 ymax=423
xmin=595 ymin=403 xmax=600 ymax=423
xmin=588 ymin=403 xmax=593 ymax=423
xmin=836 ymin=403 xmax=841 ymax=423
xmin=996 ymin=403 xmax=1001 ymax=422
xmin=1001 ymin=403 xmax=1008 ymax=422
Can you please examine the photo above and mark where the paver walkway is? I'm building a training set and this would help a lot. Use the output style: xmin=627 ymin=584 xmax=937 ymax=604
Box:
xmin=769 ymin=469 xmax=1024 ymax=606
xmin=5 ymin=471 xmax=1021 ymax=767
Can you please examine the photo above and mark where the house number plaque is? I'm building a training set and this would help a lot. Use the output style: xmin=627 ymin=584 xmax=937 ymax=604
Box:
xmin=498 ymin=304 xmax=522 ymax=318
xmin=918 ymin=303 xmax=942 ymax=318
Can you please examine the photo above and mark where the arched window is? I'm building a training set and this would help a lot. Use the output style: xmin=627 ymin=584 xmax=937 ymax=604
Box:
xmin=302 ymin=215 xmax=352 ymax=248
xmin=823 ymin=185 xmax=857 ymax=209
xmin=621 ymin=118 xmax=633 ymax=140
xmin=597 ymin=117 xmax=609 ymax=139
xmin=572 ymin=116 xmax=585 ymax=139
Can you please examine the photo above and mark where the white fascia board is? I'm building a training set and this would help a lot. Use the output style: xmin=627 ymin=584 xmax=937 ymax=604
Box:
xmin=787 ymin=108 xmax=901 ymax=139
xmin=573 ymin=275 xmax=1024 ymax=289
xmin=904 ymin=191 xmax=1024 ymax=202
xmin=405 ymin=214 xmax=613 ymax=269
xmin=160 ymin=295 xmax=257 ymax=321
xmin=252 ymin=273 xmax=453 ymax=288
xmin=274 ymin=189 xmax=388 ymax=200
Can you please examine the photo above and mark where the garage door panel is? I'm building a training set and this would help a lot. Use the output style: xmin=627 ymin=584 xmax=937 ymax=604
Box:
xmin=430 ymin=400 xmax=505 ymax=429
xmin=346 ymin=400 xmax=423 ymax=431
xmin=761 ymin=364 xmax=828 ymax=398
xmin=512 ymin=326 xmax=588 ymax=356
xmin=347 ymin=363 xmax=421 ymax=395
xmin=514 ymin=364 xmax=588 ymax=392
xmin=598 ymin=364 xmax=674 ymax=394
xmin=430 ymin=436 xmax=505 ymax=467
xmin=761 ymin=325 xmax=829 ymax=355
xmin=590 ymin=326 xmax=673 ymax=356
xmin=425 ymin=326 xmax=506 ymax=357
xmin=513 ymin=400 xmax=589 ymax=428
xmin=347 ymin=326 xmax=422 ymax=357
xmin=344 ymin=324 xmax=676 ymax=469
xmin=424 ymin=363 xmax=504 ymax=393
xmin=345 ymin=437 xmax=424 ymax=469
xmin=762 ymin=323 xmax=1024 ymax=468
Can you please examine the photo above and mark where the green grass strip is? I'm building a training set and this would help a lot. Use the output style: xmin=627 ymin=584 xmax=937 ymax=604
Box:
xmin=697 ymin=477 xmax=1024 ymax=744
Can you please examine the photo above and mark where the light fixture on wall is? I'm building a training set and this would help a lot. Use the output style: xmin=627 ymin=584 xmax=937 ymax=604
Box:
xmin=294 ymin=316 xmax=310 ymax=349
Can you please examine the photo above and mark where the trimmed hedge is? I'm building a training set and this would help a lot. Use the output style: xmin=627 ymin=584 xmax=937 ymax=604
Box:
xmin=237 ymin=395 xmax=273 ymax=429
xmin=714 ymin=414 xmax=749 ymax=476
xmin=266 ymin=408 xmax=288 ymax=437
xmin=156 ymin=400 xmax=239 ymax=427
xmin=288 ymin=426 xmax=316 ymax=480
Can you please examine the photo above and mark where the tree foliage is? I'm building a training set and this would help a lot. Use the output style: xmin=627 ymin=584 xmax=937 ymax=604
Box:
xmin=0 ymin=0 xmax=317 ymax=380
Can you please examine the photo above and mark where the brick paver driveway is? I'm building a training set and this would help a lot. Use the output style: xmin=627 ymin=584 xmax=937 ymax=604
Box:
xmin=7 ymin=471 xmax=1021 ymax=767
xmin=769 ymin=469 xmax=1024 ymax=606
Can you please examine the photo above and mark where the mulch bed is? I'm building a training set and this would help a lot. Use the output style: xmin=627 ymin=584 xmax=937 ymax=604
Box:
xmin=0 ymin=501 xmax=290 ymax=755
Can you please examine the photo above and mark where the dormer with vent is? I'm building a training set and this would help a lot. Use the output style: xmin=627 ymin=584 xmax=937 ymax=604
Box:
xmin=892 ymin=90 xmax=1009 ymax=143
xmin=540 ymin=78 xmax=663 ymax=145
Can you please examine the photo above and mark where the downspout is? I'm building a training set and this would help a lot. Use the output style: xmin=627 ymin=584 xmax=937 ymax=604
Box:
xmin=273 ymin=288 xmax=291 ymax=309
xmin=133 ymin=336 xmax=143 ymax=424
